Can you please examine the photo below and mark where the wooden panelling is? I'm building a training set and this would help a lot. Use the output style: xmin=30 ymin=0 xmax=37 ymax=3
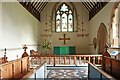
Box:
xmin=0 ymin=57 xmax=29 ymax=79
xmin=13 ymin=60 xmax=22 ymax=77
xmin=103 ymin=56 xmax=120 ymax=79
xmin=1 ymin=63 xmax=13 ymax=78
xmin=111 ymin=59 xmax=119 ymax=79
xmin=21 ymin=57 xmax=28 ymax=73
xmin=105 ymin=58 xmax=111 ymax=74
xmin=118 ymin=62 xmax=120 ymax=79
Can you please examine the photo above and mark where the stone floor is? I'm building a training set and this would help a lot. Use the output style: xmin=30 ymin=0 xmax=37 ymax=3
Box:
xmin=47 ymin=66 xmax=88 ymax=79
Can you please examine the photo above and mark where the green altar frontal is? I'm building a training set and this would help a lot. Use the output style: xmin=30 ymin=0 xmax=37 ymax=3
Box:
xmin=54 ymin=46 xmax=76 ymax=55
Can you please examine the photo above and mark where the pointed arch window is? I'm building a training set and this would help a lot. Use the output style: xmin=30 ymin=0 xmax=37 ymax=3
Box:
xmin=110 ymin=3 xmax=119 ymax=47
xmin=55 ymin=3 xmax=74 ymax=32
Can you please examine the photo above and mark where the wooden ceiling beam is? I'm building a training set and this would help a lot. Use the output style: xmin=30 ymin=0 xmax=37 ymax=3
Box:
xmin=37 ymin=2 xmax=44 ymax=11
xmin=85 ymin=2 xmax=93 ymax=11
xmin=38 ymin=2 xmax=46 ymax=12
xmin=89 ymin=2 xmax=108 ymax=20
xmin=87 ymin=2 xmax=93 ymax=11
xmin=36 ymin=2 xmax=43 ymax=10
xmin=89 ymin=2 xmax=95 ymax=7
xmin=82 ymin=0 xmax=92 ymax=11
xmin=35 ymin=1 xmax=41 ymax=10
xmin=19 ymin=1 xmax=40 ymax=21
xmin=39 ymin=2 xmax=48 ymax=13
xmin=37 ymin=0 xmax=48 ymax=11
xmin=31 ymin=2 xmax=38 ymax=13
xmin=19 ymin=0 xmax=109 ymax=21
xmin=82 ymin=2 xmax=90 ymax=11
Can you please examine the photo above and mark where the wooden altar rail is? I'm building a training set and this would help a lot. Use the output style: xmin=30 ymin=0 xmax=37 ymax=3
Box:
xmin=30 ymin=55 xmax=102 ymax=65
xmin=102 ymin=56 xmax=120 ymax=79
xmin=0 ymin=57 xmax=29 ymax=79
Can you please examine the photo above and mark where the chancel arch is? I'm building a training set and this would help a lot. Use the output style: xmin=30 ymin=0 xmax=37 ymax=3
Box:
xmin=97 ymin=23 xmax=108 ymax=54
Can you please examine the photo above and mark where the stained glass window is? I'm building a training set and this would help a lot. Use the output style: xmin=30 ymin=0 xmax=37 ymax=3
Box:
xmin=56 ymin=3 xmax=73 ymax=32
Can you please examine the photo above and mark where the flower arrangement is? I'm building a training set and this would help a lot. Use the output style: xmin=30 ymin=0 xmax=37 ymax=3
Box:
xmin=42 ymin=39 xmax=51 ymax=50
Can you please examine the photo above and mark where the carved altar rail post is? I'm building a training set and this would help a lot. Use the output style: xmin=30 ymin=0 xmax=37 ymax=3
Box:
xmin=59 ymin=57 xmax=60 ymax=64
xmin=88 ymin=56 xmax=90 ymax=62
xmin=98 ymin=56 xmax=101 ymax=64
xmin=49 ymin=56 xmax=51 ymax=64
xmin=84 ymin=56 xmax=86 ymax=64
xmin=64 ymin=57 xmax=66 ymax=64
xmin=69 ymin=56 xmax=71 ymax=64
xmin=74 ymin=56 xmax=76 ymax=64
xmin=54 ymin=56 xmax=56 ymax=66
xmin=79 ymin=56 xmax=81 ymax=64
xmin=36 ymin=57 xmax=38 ymax=64
xmin=43 ymin=57 xmax=45 ymax=63
xmin=0 ymin=67 xmax=1 ymax=79
xmin=51 ymin=57 xmax=54 ymax=65
xmin=93 ymin=56 xmax=95 ymax=64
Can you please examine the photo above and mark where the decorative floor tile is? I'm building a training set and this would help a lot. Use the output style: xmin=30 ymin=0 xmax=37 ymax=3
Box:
xmin=47 ymin=67 xmax=88 ymax=79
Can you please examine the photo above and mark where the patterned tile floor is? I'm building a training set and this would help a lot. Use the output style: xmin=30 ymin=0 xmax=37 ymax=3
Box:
xmin=47 ymin=67 xmax=88 ymax=79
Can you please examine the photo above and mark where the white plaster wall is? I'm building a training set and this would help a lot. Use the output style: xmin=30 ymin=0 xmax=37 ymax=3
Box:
xmin=1 ymin=1 xmax=41 ymax=61
xmin=0 ymin=2 xmax=3 ymax=57
xmin=40 ymin=2 xmax=90 ymax=54
xmin=118 ymin=3 xmax=120 ymax=45
xmin=119 ymin=3 xmax=120 ymax=22
xmin=89 ymin=2 xmax=115 ymax=54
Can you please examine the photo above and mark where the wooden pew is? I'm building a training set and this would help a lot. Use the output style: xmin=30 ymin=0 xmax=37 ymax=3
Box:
xmin=102 ymin=43 xmax=111 ymax=71
xmin=0 ymin=57 xmax=7 ymax=64
xmin=102 ymin=43 xmax=120 ymax=79
xmin=0 ymin=57 xmax=29 ymax=79
xmin=103 ymin=56 xmax=120 ymax=79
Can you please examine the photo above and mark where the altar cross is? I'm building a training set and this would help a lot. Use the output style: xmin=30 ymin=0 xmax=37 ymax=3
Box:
xmin=59 ymin=34 xmax=70 ymax=44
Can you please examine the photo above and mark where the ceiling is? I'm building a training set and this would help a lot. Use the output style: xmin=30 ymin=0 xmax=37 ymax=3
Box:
xmin=18 ymin=0 xmax=109 ymax=21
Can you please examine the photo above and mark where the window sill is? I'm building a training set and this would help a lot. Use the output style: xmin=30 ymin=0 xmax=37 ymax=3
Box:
xmin=109 ymin=47 xmax=120 ymax=49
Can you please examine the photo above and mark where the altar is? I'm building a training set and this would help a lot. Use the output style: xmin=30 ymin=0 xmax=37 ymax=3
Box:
xmin=54 ymin=46 xmax=76 ymax=55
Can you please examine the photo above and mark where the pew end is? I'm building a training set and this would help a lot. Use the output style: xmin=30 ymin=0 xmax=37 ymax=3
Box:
xmin=0 ymin=57 xmax=8 ymax=64
xmin=0 ymin=57 xmax=30 ymax=79
xmin=102 ymin=43 xmax=120 ymax=79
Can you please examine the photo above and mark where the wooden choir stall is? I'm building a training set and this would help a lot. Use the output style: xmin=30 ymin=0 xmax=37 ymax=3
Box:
xmin=0 ymin=46 xmax=47 ymax=79
xmin=0 ymin=46 xmax=30 ymax=79
xmin=0 ymin=57 xmax=29 ymax=79
xmin=102 ymin=43 xmax=120 ymax=79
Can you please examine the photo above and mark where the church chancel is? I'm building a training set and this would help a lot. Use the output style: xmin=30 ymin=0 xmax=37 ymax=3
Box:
xmin=0 ymin=0 xmax=120 ymax=79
